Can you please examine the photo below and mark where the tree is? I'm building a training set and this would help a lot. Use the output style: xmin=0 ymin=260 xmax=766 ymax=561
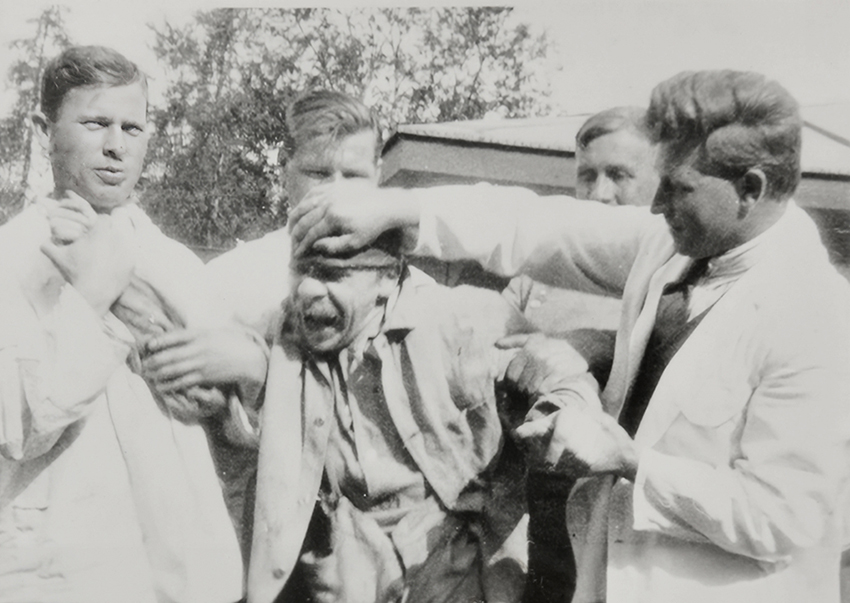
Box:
xmin=142 ymin=7 xmax=553 ymax=250
xmin=0 ymin=6 xmax=71 ymax=224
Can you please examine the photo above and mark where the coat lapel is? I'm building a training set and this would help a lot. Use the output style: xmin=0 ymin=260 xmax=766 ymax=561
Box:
xmin=632 ymin=205 xmax=815 ymax=451
xmin=249 ymin=339 xmax=335 ymax=603
xmin=616 ymin=255 xmax=691 ymax=418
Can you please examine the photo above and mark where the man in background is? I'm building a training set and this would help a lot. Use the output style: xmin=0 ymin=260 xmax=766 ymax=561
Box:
xmin=523 ymin=105 xmax=661 ymax=602
xmin=575 ymin=106 xmax=659 ymax=207
xmin=208 ymin=89 xmax=386 ymax=340
xmin=143 ymin=90 xmax=406 ymax=548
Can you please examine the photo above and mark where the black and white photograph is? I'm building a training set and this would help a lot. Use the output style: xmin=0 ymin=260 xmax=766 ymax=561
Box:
xmin=0 ymin=1 xmax=848 ymax=602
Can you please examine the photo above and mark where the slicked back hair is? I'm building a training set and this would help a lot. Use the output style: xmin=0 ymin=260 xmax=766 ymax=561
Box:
xmin=41 ymin=45 xmax=147 ymax=123
xmin=283 ymin=89 xmax=381 ymax=162
xmin=646 ymin=70 xmax=802 ymax=200
xmin=576 ymin=106 xmax=652 ymax=150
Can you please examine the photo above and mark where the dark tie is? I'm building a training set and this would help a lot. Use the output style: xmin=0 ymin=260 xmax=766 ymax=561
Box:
xmin=619 ymin=259 xmax=711 ymax=436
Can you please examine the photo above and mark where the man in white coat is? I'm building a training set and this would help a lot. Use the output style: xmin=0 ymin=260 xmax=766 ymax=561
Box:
xmin=287 ymin=70 xmax=850 ymax=603
xmin=0 ymin=46 xmax=253 ymax=603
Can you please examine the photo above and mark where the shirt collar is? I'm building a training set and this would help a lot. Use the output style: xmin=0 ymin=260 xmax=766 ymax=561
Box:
xmin=348 ymin=275 xmax=416 ymax=365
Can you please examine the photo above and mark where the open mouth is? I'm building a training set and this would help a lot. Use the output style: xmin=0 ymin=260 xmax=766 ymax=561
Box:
xmin=302 ymin=310 xmax=340 ymax=332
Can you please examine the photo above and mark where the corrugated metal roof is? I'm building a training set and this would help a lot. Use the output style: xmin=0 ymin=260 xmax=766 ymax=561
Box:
xmin=801 ymin=126 xmax=850 ymax=176
xmin=395 ymin=115 xmax=588 ymax=153
xmin=392 ymin=109 xmax=850 ymax=177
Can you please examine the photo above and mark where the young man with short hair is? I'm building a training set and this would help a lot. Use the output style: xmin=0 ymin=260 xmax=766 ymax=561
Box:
xmin=0 ymin=46 xmax=247 ymax=603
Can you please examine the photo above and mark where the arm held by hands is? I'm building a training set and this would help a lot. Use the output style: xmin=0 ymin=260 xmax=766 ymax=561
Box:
xmin=142 ymin=325 xmax=269 ymax=409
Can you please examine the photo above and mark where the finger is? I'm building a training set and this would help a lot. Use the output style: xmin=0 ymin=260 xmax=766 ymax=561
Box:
xmin=517 ymin=359 xmax=547 ymax=395
xmin=145 ymin=329 xmax=197 ymax=354
xmin=143 ymin=353 xmax=199 ymax=379
xmin=157 ymin=393 xmax=201 ymax=421
xmin=503 ymin=354 xmax=530 ymax=387
xmin=310 ymin=233 xmax=362 ymax=256
xmin=496 ymin=333 xmax=533 ymax=350
xmin=49 ymin=206 xmax=94 ymax=224
xmin=40 ymin=242 xmax=71 ymax=277
xmin=48 ymin=222 xmax=88 ymax=244
xmin=288 ymin=185 xmax=329 ymax=224
xmin=153 ymin=371 xmax=205 ymax=393
xmin=513 ymin=419 xmax=551 ymax=441
xmin=182 ymin=386 xmax=228 ymax=414
xmin=290 ymin=206 xmax=331 ymax=257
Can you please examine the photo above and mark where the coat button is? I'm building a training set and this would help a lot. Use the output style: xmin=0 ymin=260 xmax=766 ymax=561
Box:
xmin=272 ymin=568 xmax=286 ymax=580
xmin=314 ymin=417 xmax=325 ymax=427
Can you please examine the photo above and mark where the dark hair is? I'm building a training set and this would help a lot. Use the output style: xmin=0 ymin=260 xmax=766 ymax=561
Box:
xmin=283 ymin=89 xmax=381 ymax=161
xmin=647 ymin=70 xmax=801 ymax=199
xmin=576 ymin=106 xmax=651 ymax=150
xmin=41 ymin=46 xmax=146 ymax=122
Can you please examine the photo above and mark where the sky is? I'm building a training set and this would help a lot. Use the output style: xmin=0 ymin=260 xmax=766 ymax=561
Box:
xmin=0 ymin=0 xmax=848 ymax=120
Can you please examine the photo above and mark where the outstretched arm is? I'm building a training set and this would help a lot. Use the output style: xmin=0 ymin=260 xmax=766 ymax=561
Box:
xmin=290 ymin=180 xmax=420 ymax=258
xmin=290 ymin=180 xmax=660 ymax=297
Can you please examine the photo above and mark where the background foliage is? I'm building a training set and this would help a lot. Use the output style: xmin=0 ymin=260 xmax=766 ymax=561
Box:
xmin=0 ymin=7 xmax=553 ymax=251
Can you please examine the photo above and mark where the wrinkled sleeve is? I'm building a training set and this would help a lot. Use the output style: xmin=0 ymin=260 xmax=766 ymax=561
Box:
xmin=413 ymin=183 xmax=659 ymax=297
xmin=0 ymin=283 xmax=133 ymax=462
xmin=204 ymin=231 xmax=292 ymax=341
xmin=438 ymin=285 xmax=599 ymax=419
xmin=632 ymin=293 xmax=850 ymax=563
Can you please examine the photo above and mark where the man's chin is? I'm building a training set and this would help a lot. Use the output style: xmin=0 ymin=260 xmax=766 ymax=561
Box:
xmin=73 ymin=182 xmax=137 ymax=212
xmin=88 ymin=194 xmax=135 ymax=212
xmin=301 ymin=331 xmax=346 ymax=357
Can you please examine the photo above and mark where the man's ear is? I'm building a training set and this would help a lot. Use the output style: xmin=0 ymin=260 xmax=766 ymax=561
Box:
xmin=735 ymin=168 xmax=767 ymax=218
xmin=30 ymin=111 xmax=52 ymax=153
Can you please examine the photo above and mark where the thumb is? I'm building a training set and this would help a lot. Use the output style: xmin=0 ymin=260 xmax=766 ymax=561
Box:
xmin=40 ymin=241 xmax=69 ymax=275
xmin=513 ymin=417 xmax=552 ymax=441
xmin=496 ymin=333 xmax=533 ymax=350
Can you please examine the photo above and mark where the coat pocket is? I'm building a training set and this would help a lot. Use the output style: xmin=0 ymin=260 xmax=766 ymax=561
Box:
xmin=675 ymin=380 xmax=752 ymax=427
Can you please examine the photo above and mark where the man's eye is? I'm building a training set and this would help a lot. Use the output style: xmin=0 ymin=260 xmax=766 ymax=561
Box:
xmin=607 ymin=168 xmax=631 ymax=182
xmin=297 ymin=265 xmax=350 ymax=282
xmin=82 ymin=120 xmax=106 ymax=130
xmin=315 ymin=266 xmax=350 ymax=282
xmin=123 ymin=124 xmax=144 ymax=136
xmin=302 ymin=169 xmax=331 ymax=180
xmin=577 ymin=170 xmax=595 ymax=184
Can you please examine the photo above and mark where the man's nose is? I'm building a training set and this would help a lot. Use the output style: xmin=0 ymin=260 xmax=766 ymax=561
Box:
xmin=103 ymin=125 xmax=126 ymax=158
xmin=650 ymin=186 xmax=667 ymax=215
xmin=588 ymin=175 xmax=617 ymax=205
xmin=296 ymin=275 xmax=328 ymax=300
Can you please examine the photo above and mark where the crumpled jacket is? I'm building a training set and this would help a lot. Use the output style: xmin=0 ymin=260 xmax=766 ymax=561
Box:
xmin=247 ymin=275 xmax=598 ymax=603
